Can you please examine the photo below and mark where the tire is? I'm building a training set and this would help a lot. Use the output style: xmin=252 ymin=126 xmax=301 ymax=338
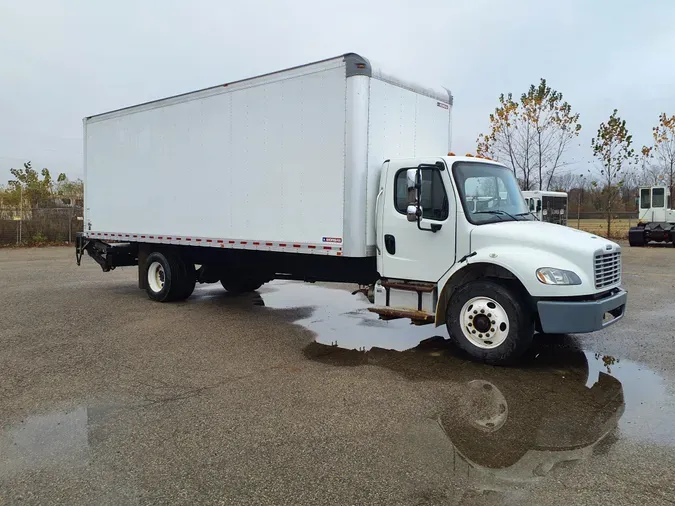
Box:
xmin=220 ymin=276 xmax=265 ymax=294
xmin=628 ymin=226 xmax=645 ymax=247
xmin=446 ymin=280 xmax=534 ymax=365
xmin=174 ymin=257 xmax=196 ymax=300
xmin=144 ymin=251 xmax=188 ymax=302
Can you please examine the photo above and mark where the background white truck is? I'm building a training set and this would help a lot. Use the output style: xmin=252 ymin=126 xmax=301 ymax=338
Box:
xmin=522 ymin=190 xmax=568 ymax=226
xmin=76 ymin=53 xmax=627 ymax=364
xmin=628 ymin=186 xmax=675 ymax=246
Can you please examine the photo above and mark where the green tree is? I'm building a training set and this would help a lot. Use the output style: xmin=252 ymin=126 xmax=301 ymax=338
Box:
xmin=7 ymin=161 xmax=66 ymax=208
xmin=477 ymin=79 xmax=581 ymax=190
xmin=55 ymin=176 xmax=84 ymax=205
xmin=591 ymin=110 xmax=635 ymax=237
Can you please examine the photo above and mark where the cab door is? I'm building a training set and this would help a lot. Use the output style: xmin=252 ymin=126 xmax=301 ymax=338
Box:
xmin=377 ymin=158 xmax=456 ymax=282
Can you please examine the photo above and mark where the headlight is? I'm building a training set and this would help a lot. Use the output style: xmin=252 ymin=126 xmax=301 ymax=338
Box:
xmin=536 ymin=267 xmax=582 ymax=285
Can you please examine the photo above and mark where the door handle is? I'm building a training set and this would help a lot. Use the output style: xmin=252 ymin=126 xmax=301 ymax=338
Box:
xmin=384 ymin=234 xmax=396 ymax=255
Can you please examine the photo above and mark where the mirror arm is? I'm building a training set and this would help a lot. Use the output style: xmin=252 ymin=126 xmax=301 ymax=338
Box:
xmin=417 ymin=219 xmax=442 ymax=233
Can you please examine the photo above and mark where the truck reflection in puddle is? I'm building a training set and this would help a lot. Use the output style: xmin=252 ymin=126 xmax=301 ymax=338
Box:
xmin=254 ymin=282 xmax=631 ymax=491
xmin=305 ymin=336 xmax=625 ymax=495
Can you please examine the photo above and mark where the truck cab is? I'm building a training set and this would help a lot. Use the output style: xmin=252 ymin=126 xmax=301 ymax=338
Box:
xmin=637 ymin=186 xmax=674 ymax=223
xmin=373 ymin=155 xmax=626 ymax=363
xmin=629 ymin=186 xmax=675 ymax=246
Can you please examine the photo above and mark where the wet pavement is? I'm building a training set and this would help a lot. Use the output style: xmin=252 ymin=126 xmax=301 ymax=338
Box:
xmin=1 ymin=246 xmax=674 ymax=505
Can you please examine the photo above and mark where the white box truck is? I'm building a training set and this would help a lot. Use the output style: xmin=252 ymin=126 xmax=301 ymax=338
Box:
xmin=76 ymin=53 xmax=627 ymax=364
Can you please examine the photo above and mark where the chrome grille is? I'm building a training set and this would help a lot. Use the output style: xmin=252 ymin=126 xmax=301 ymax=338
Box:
xmin=594 ymin=252 xmax=621 ymax=288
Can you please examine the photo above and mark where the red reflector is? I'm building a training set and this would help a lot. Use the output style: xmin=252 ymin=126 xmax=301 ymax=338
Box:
xmin=293 ymin=244 xmax=301 ymax=248
xmin=241 ymin=241 xmax=248 ymax=245
xmin=206 ymin=239 xmax=212 ymax=243
xmin=266 ymin=242 xmax=273 ymax=246
xmin=217 ymin=240 xmax=224 ymax=243
xmin=323 ymin=246 xmax=331 ymax=250
xmin=308 ymin=245 xmax=316 ymax=249
xmin=279 ymin=243 xmax=287 ymax=247
xmin=253 ymin=242 xmax=260 ymax=245
xmin=229 ymin=240 xmax=235 ymax=244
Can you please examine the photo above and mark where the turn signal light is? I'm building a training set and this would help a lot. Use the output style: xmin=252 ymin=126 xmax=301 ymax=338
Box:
xmin=466 ymin=153 xmax=474 ymax=157
xmin=448 ymin=152 xmax=456 ymax=156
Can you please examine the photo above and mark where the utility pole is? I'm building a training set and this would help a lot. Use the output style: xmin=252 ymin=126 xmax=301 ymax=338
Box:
xmin=19 ymin=184 xmax=22 ymax=244
xmin=577 ymin=174 xmax=584 ymax=230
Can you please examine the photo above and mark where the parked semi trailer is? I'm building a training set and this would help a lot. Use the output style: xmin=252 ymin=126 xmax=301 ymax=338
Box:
xmin=628 ymin=186 xmax=675 ymax=246
xmin=522 ymin=191 xmax=568 ymax=226
xmin=76 ymin=53 xmax=627 ymax=364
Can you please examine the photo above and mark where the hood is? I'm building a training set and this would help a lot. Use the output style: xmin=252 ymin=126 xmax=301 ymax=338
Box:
xmin=470 ymin=221 xmax=619 ymax=259
xmin=469 ymin=221 xmax=621 ymax=294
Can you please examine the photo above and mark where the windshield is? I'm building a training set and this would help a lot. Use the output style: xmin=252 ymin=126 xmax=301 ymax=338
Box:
xmin=452 ymin=162 xmax=531 ymax=224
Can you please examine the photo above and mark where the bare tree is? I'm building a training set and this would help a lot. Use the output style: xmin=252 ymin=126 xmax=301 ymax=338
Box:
xmin=591 ymin=110 xmax=635 ymax=237
xmin=477 ymin=79 xmax=581 ymax=191
xmin=652 ymin=113 xmax=675 ymax=207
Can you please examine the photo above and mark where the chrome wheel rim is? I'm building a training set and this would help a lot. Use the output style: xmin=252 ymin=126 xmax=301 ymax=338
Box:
xmin=460 ymin=296 xmax=509 ymax=349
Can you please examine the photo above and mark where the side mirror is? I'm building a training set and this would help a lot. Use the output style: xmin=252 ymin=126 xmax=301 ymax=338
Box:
xmin=536 ymin=200 xmax=542 ymax=212
xmin=406 ymin=168 xmax=420 ymax=222
xmin=529 ymin=199 xmax=535 ymax=212
xmin=406 ymin=204 xmax=422 ymax=222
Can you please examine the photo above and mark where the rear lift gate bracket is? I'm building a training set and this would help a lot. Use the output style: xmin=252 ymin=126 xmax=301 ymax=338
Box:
xmin=76 ymin=233 xmax=138 ymax=272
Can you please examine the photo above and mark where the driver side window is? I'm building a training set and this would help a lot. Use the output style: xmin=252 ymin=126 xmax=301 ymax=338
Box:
xmin=395 ymin=169 xmax=449 ymax=221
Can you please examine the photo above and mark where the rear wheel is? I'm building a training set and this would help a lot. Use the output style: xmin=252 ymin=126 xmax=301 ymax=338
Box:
xmin=628 ymin=226 xmax=646 ymax=247
xmin=144 ymin=252 xmax=194 ymax=302
xmin=446 ymin=280 xmax=534 ymax=365
xmin=174 ymin=257 xmax=196 ymax=300
xmin=220 ymin=275 xmax=265 ymax=294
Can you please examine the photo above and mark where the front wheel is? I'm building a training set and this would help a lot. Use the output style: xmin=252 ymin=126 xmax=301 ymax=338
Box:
xmin=446 ymin=280 xmax=534 ymax=365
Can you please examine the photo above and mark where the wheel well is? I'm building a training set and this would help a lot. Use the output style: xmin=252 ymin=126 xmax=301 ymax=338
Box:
xmin=435 ymin=263 xmax=530 ymax=326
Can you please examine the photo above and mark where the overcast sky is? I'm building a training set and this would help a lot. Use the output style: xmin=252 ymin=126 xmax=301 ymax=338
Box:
xmin=1 ymin=0 xmax=674 ymax=182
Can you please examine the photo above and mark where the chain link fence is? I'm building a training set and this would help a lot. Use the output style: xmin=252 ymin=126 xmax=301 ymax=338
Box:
xmin=0 ymin=206 xmax=84 ymax=246
xmin=0 ymin=207 xmax=641 ymax=246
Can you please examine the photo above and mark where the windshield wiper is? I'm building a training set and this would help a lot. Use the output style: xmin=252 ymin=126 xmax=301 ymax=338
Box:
xmin=474 ymin=210 xmax=519 ymax=221
xmin=515 ymin=211 xmax=539 ymax=221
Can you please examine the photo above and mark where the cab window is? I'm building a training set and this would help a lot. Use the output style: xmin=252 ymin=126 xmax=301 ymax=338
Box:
xmin=640 ymin=188 xmax=651 ymax=209
xmin=395 ymin=169 xmax=449 ymax=221
xmin=652 ymin=188 xmax=665 ymax=208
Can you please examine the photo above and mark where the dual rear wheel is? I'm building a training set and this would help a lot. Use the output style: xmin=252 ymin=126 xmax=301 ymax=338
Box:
xmin=145 ymin=252 xmax=196 ymax=302
xmin=143 ymin=251 xmax=265 ymax=301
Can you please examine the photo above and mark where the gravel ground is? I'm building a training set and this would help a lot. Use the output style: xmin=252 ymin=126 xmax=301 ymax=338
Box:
xmin=0 ymin=244 xmax=674 ymax=505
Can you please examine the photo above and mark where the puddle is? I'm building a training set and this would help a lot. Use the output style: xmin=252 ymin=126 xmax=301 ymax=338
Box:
xmin=257 ymin=280 xmax=442 ymax=351
xmin=586 ymin=354 xmax=675 ymax=447
xmin=256 ymin=281 xmax=675 ymax=489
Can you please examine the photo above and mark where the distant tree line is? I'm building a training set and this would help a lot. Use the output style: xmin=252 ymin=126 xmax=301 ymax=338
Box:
xmin=0 ymin=162 xmax=83 ymax=245
xmin=0 ymin=161 xmax=83 ymax=209
xmin=477 ymin=79 xmax=675 ymax=236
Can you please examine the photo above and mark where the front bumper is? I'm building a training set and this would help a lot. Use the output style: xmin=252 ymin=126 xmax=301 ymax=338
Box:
xmin=537 ymin=288 xmax=627 ymax=334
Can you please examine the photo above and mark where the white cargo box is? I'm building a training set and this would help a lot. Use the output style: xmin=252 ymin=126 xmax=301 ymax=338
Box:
xmin=84 ymin=53 xmax=452 ymax=257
